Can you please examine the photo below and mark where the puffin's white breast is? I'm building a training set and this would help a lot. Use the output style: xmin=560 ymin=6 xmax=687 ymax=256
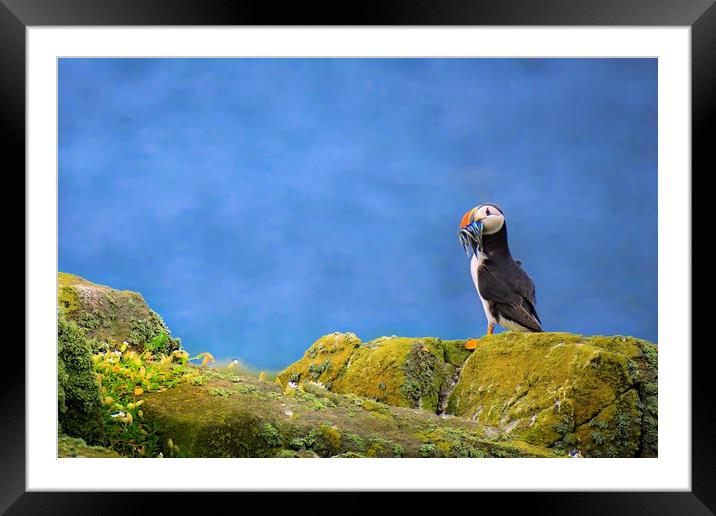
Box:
xmin=470 ymin=253 xmax=497 ymax=325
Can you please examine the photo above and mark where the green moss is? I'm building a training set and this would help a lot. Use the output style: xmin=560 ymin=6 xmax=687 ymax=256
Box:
xmin=58 ymin=285 xmax=80 ymax=314
xmin=288 ymin=424 xmax=342 ymax=455
xmin=446 ymin=332 xmax=657 ymax=457
xmin=364 ymin=437 xmax=390 ymax=457
xmin=452 ymin=441 xmax=486 ymax=458
xmin=58 ymin=434 xmax=120 ymax=458
xmin=414 ymin=426 xmax=491 ymax=458
xmin=331 ymin=452 xmax=366 ymax=458
xmin=308 ymin=359 xmax=333 ymax=379
xmin=641 ymin=341 xmax=658 ymax=368
xmin=489 ymin=439 xmax=563 ymax=458
xmin=275 ymin=449 xmax=299 ymax=458
xmin=279 ymin=335 xmax=472 ymax=412
xmin=635 ymin=341 xmax=658 ymax=457
xmin=137 ymin=330 xmax=655 ymax=458
xmin=141 ymin=367 xmax=562 ymax=458
xmin=300 ymin=382 xmax=344 ymax=405
xmin=276 ymin=332 xmax=361 ymax=388
xmin=76 ymin=310 xmax=101 ymax=331
xmin=575 ymin=389 xmax=642 ymax=457
xmin=58 ymin=313 xmax=104 ymax=444
xmin=522 ymin=408 xmax=567 ymax=447
xmin=295 ymin=387 xmax=337 ymax=410
xmin=359 ymin=398 xmax=390 ymax=415
xmin=320 ymin=424 xmax=342 ymax=452
xmin=440 ymin=339 xmax=472 ymax=367
xmin=332 ymin=338 xmax=419 ymax=406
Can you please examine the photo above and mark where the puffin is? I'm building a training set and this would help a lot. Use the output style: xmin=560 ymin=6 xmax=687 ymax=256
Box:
xmin=458 ymin=203 xmax=542 ymax=348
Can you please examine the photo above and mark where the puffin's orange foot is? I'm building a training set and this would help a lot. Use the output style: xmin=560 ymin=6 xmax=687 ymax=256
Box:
xmin=465 ymin=338 xmax=479 ymax=351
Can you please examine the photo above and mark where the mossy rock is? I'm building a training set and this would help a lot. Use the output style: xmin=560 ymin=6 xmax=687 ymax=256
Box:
xmin=142 ymin=368 xmax=555 ymax=458
xmin=446 ymin=332 xmax=657 ymax=457
xmin=277 ymin=332 xmax=361 ymax=388
xmin=58 ymin=312 xmax=104 ymax=444
xmin=58 ymin=272 xmax=180 ymax=354
xmin=55 ymin=272 xmax=657 ymax=459
xmin=58 ymin=435 xmax=120 ymax=458
xmin=277 ymin=334 xmax=471 ymax=412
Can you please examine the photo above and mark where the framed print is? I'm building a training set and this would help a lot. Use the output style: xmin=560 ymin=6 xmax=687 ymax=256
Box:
xmin=5 ymin=0 xmax=710 ymax=513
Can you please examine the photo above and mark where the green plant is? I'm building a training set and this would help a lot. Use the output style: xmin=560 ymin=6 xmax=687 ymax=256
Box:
xmin=127 ymin=312 xmax=180 ymax=352
xmin=260 ymin=423 xmax=282 ymax=447
xmin=93 ymin=343 xmax=200 ymax=457
xmin=236 ymin=384 xmax=257 ymax=394
xmin=591 ymin=431 xmax=605 ymax=445
xmin=588 ymin=419 xmax=609 ymax=430
xmin=290 ymin=430 xmax=317 ymax=450
xmin=209 ymin=387 xmax=232 ymax=397
xmin=146 ymin=332 xmax=170 ymax=354
xmin=345 ymin=433 xmax=366 ymax=452
xmin=419 ymin=443 xmax=437 ymax=457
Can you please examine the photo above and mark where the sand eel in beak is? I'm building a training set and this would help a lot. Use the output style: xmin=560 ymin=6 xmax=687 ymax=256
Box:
xmin=458 ymin=204 xmax=543 ymax=349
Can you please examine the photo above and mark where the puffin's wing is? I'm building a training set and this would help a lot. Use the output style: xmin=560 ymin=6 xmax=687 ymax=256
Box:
xmin=513 ymin=261 xmax=541 ymax=325
xmin=477 ymin=262 xmax=543 ymax=332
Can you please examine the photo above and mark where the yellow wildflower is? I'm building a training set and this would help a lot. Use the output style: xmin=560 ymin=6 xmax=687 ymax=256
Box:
xmin=201 ymin=353 xmax=215 ymax=367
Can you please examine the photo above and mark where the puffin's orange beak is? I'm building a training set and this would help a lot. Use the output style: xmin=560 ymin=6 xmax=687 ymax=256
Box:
xmin=460 ymin=208 xmax=476 ymax=228
xmin=458 ymin=207 xmax=484 ymax=256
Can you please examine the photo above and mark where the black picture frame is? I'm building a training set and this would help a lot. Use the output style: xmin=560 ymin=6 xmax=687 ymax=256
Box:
xmin=4 ymin=0 xmax=710 ymax=513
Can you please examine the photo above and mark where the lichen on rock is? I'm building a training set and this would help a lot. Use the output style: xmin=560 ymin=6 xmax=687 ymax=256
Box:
xmin=277 ymin=334 xmax=471 ymax=412
xmin=58 ymin=273 xmax=180 ymax=354
xmin=277 ymin=332 xmax=361 ymax=388
xmin=445 ymin=332 xmax=657 ymax=457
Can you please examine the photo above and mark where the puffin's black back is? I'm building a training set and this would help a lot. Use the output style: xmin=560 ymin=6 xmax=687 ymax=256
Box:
xmin=478 ymin=222 xmax=542 ymax=330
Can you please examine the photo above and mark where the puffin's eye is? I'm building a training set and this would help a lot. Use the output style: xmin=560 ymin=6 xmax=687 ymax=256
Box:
xmin=485 ymin=208 xmax=491 ymax=216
